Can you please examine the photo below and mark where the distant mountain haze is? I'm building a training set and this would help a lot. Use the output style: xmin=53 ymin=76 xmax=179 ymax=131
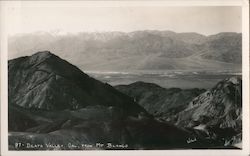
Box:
xmin=8 ymin=30 xmax=242 ymax=72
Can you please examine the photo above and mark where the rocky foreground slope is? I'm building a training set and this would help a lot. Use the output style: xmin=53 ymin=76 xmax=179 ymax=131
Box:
xmin=116 ymin=77 xmax=242 ymax=148
xmin=175 ymin=77 xmax=242 ymax=147
xmin=8 ymin=51 xmax=198 ymax=150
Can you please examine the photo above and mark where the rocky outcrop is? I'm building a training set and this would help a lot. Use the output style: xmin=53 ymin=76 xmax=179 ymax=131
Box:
xmin=175 ymin=76 xmax=242 ymax=146
xmin=116 ymin=77 xmax=242 ymax=148
xmin=176 ymin=77 xmax=241 ymax=128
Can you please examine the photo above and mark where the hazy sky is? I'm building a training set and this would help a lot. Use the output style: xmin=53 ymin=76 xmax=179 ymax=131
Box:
xmin=8 ymin=5 xmax=241 ymax=36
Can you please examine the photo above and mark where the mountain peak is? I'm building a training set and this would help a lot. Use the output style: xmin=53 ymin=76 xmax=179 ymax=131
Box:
xmin=212 ymin=76 xmax=242 ymax=91
xmin=131 ymin=81 xmax=163 ymax=88
xmin=227 ymin=77 xmax=241 ymax=85
xmin=28 ymin=51 xmax=56 ymax=65
xmin=31 ymin=50 xmax=54 ymax=58
xmin=33 ymin=50 xmax=53 ymax=55
xmin=8 ymin=51 xmax=147 ymax=116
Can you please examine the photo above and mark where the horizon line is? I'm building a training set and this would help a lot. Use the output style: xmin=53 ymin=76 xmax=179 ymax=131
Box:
xmin=9 ymin=29 xmax=242 ymax=37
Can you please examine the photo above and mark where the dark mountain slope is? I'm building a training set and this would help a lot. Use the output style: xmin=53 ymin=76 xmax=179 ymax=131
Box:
xmin=8 ymin=51 xmax=145 ymax=116
xmin=115 ymin=77 xmax=242 ymax=148
xmin=9 ymin=104 xmax=193 ymax=150
xmin=9 ymin=51 xmax=203 ymax=150
xmin=115 ymin=81 xmax=205 ymax=119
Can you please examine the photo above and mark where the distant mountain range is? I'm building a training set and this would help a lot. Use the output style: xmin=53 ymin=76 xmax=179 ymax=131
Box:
xmin=8 ymin=31 xmax=241 ymax=72
xmin=8 ymin=51 xmax=242 ymax=150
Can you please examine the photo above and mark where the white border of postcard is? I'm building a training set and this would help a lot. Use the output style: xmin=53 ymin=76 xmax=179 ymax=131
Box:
xmin=1 ymin=0 xmax=249 ymax=156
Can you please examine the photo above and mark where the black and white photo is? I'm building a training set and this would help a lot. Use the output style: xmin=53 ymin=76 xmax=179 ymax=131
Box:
xmin=0 ymin=1 xmax=249 ymax=155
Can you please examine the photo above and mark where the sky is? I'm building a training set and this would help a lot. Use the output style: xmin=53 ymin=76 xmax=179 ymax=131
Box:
xmin=7 ymin=4 xmax=241 ymax=36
